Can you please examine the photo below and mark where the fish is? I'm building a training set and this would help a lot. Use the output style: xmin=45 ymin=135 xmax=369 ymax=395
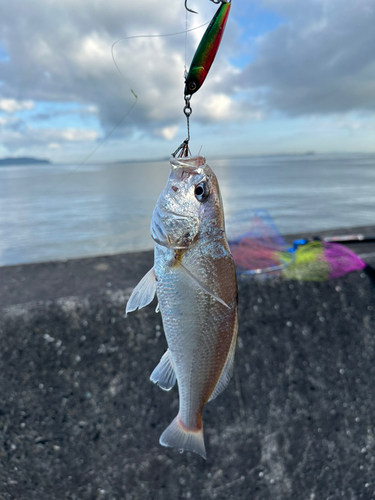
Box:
xmin=126 ymin=155 xmax=238 ymax=459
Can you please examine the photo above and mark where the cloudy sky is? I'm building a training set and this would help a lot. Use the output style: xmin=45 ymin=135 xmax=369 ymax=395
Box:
xmin=0 ymin=0 xmax=374 ymax=163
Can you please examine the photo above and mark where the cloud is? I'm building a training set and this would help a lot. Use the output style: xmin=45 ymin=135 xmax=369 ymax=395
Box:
xmin=0 ymin=120 xmax=99 ymax=152
xmin=0 ymin=0 xmax=374 ymax=159
xmin=234 ymin=0 xmax=375 ymax=116
xmin=156 ymin=125 xmax=179 ymax=141
xmin=0 ymin=1 xmax=244 ymax=139
xmin=0 ymin=98 xmax=34 ymax=113
xmin=59 ymin=129 xmax=98 ymax=141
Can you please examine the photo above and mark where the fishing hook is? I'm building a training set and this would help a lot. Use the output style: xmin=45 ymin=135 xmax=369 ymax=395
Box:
xmin=185 ymin=0 xmax=197 ymax=14
xmin=185 ymin=0 xmax=229 ymax=15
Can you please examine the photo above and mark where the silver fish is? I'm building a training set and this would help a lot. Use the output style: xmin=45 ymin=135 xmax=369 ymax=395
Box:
xmin=126 ymin=155 xmax=238 ymax=459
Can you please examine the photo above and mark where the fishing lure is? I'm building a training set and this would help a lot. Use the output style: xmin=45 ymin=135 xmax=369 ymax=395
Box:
xmin=173 ymin=0 xmax=231 ymax=158
xmin=185 ymin=1 xmax=231 ymax=96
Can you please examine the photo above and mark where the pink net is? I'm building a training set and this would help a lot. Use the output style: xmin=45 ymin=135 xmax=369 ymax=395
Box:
xmin=324 ymin=242 xmax=366 ymax=279
xmin=229 ymin=212 xmax=288 ymax=272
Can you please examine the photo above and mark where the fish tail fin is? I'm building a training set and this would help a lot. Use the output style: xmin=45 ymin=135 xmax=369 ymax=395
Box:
xmin=159 ymin=414 xmax=206 ymax=459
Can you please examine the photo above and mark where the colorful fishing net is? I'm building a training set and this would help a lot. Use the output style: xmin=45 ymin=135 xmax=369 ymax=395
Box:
xmin=282 ymin=241 xmax=366 ymax=281
xmin=228 ymin=210 xmax=367 ymax=281
xmin=228 ymin=210 xmax=292 ymax=275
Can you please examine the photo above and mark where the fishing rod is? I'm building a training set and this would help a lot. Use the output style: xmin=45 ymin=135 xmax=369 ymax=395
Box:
xmin=322 ymin=234 xmax=375 ymax=244
xmin=173 ymin=0 xmax=231 ymax=157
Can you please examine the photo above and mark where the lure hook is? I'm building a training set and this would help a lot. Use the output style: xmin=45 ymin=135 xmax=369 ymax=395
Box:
xmin=185 ymin=0 xmax=229 ymax=15
xmin=185 ymin=0 xmax=197 ymax=14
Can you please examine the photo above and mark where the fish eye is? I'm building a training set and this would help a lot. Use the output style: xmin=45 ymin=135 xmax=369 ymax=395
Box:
xmin=194 ymin=182 xmax=210 ymax=203
xmin=188 ymin=82 xmax=197 ymax=91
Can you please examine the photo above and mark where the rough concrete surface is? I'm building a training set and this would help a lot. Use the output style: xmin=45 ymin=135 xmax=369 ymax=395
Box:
xmin=1 ymin=227 xmax=375 ymax=499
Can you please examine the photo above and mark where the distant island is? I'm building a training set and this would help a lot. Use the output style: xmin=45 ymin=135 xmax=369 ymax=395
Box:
xmin=0 ymin=157 xmax=52 ymax=166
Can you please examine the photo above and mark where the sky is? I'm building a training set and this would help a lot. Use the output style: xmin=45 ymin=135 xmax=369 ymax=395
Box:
xmin=0 ymin=0 xmax=374 ymax=163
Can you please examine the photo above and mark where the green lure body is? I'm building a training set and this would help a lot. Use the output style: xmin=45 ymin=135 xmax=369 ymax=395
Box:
xmin=185 ymin=1 xmax=231 ymax=96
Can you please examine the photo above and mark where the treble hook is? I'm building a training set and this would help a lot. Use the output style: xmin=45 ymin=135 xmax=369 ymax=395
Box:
xmin=185 ymin=0 xmax=197 ymax=13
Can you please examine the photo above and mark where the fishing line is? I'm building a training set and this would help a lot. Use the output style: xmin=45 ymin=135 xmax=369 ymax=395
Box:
xmin=45 ymin=22 xmax=210 ymax=195
xmin=111 ymin=21 xmax=210 ymax=80
xmin=184 ymin=9 xmax=188 ymax=78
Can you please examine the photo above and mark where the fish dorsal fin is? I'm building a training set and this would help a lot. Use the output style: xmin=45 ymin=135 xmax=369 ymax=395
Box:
xmin=150 ymin=349 xmax=177 ymax=391
xmin=178 ymin=262 xmax=230 ymax=309
xmin=125 ymin=267 xmax=156 ymax=316
xmin=208 ymin=319 xmax=238 ymax=402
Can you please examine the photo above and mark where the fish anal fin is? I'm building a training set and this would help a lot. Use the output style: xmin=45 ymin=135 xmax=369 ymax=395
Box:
xmin=125 ymin=267 xmax=156 ymax=316
xmin=178 ymin=262 xmax=230 ymax=309
xmin=150 ymin=349 xmax=176 ymax=391
xmin=159 ymin=415 xmax=206 ymax=459
xmin=208 ymin=324 xmax=238 ymax=402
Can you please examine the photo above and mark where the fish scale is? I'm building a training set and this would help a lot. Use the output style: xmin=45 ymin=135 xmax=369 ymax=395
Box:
xmin=155 ymin=243 xmax=235 ymax=432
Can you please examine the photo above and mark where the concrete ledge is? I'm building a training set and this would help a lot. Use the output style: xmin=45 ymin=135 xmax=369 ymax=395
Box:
xmin=1 ymin=228 xmax=375 ymax=499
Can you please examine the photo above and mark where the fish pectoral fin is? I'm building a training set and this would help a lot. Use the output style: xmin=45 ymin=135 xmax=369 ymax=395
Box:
xmin=178 ymin=262 xmax=230 ymax=309
xmin=125 ymin=267 xmax=156 ymax=316
xmin=208 ymin=319 xmax=238 ymax=402
xmin=150 ymin=349 xmax=177 ymax=391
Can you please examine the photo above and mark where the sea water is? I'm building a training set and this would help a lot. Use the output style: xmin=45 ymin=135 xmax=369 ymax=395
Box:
xmin=0 ymin=153 xmax=374 ymax=266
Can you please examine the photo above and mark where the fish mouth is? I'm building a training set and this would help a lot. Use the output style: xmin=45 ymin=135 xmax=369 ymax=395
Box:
xmin=170 ymin=155 xmax=206 ymax=173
